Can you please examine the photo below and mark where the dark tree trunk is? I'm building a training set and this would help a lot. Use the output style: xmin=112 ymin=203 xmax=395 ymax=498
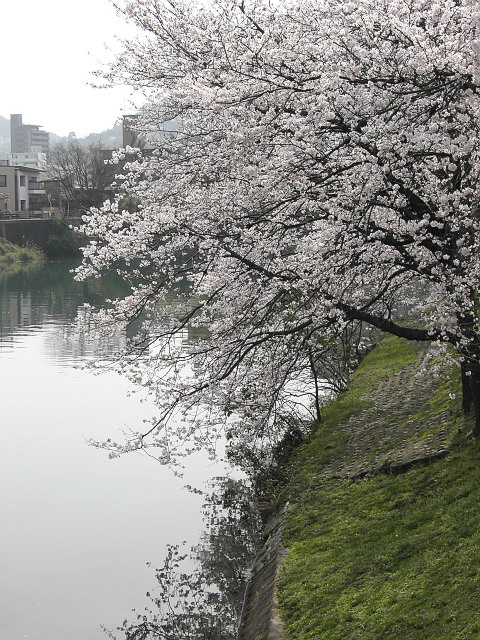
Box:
xmin=461 ymin=362 xmax=473 ymax=413
xmin=471 ymin=369 xmax=480 ymax=438
xmin=456 ymin=308 xmax=479 ymax=434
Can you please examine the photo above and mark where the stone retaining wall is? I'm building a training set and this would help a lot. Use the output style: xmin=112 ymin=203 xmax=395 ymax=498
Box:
xmin=237 ymin=509 xmax=288 ymax=640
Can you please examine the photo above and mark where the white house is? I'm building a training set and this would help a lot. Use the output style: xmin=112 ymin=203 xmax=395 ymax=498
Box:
xmin=0 ymin=162 xmax=46 ymax=217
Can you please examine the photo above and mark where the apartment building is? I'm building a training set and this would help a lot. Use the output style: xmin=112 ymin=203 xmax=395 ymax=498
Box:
xmin=10 ymin=114 xmax=49 ymax=154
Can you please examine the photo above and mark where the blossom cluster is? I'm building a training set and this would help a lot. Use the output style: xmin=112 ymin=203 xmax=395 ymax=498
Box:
xmin=78 ymin=0 xmax=480 ymax=461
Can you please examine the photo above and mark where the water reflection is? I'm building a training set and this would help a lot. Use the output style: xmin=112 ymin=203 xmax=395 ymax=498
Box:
xmin=111 ymin=478 xmax=263 ymax=640
xmin=0 ymin=259 xmax=228 ymax=640
xmin=0 ymin=260 xmax=130 ymax=351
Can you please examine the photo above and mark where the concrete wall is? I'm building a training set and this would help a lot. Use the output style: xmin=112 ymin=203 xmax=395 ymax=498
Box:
xmin=237 ymin=509 xmax=288 ymax=640
xmin=0 ymin=219 xmax=64 ymax=250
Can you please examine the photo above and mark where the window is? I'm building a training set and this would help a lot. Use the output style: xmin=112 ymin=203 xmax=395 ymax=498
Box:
xmin=0 ymin=175 xmax=6 ymax=187
xmin=20 ymin=175 xmax=26 ymax=186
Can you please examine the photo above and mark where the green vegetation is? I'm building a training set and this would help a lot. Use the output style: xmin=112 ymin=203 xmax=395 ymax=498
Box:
xmin=278 ymin=335 xmax=479 ymax=640
xmin=43 ymin=219 xmax=82 ymax=258
xmin=0 ymin=238 xmax=45 ymax=276
xmin=292 ymin=336 xmax=427 ymax=484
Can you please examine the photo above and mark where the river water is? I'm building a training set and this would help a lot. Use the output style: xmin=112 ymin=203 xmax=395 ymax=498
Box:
xmin=0 ymin=260 xmax=227 ymax=640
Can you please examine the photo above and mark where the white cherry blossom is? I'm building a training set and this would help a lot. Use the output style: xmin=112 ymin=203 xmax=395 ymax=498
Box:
xmin=78 ymin=0 xmax=480 ymax=461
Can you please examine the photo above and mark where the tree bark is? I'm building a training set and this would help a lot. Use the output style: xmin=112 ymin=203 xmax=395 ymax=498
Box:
xmin=461 ymin=361 xmax=473 ymax=413
xmin=337 ymin=302 xmax=439 ymax=343
xmin=471 ymin=369 xmax=480 ymax=438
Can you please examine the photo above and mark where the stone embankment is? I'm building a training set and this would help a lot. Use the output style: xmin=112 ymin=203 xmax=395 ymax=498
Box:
xmin=237 ymin=343 xmax=451 ymax=640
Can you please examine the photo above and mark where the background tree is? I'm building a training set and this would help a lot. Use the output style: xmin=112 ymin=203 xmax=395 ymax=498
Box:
xmin=44 ymin=139 xmax=117 ymax=216
xmin=77 ymin=0 xmax=480 ymax=465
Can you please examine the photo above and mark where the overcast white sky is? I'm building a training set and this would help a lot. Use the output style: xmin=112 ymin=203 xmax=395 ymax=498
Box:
xmin=3 ymin=0 xmax=140 ymax=137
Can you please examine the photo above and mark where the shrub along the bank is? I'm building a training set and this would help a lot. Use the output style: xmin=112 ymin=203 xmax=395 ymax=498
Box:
xmin=0 ymin=238 xmax=44 ymax=276
xmin=43 ymin=219 xmax=82 ymax=258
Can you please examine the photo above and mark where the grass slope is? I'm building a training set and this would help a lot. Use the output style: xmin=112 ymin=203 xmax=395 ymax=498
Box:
xmin=279 ymin=335 xmax=479 ymax=640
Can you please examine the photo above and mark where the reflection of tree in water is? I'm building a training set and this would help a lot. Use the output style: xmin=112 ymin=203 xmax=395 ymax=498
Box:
xmin=107 ymin=478 xmax=262 ymax=640
xmin=0 ymin=260 xmax=132 ymax=337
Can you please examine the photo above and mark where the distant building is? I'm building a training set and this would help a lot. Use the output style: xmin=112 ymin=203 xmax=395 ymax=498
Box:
xmin=0 ymin=152 xmax=46 ymax=170
xmin=122 ymin=114 xmax=151 ymax=150
xmin=10 ymin=114 xmax=49 ymax=154
xmin=0 ymin=162 xmax=47 ymax=216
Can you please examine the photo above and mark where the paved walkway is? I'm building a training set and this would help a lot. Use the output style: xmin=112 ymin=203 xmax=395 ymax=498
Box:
xmin=321 ymin=344 xmax=451 ymax=478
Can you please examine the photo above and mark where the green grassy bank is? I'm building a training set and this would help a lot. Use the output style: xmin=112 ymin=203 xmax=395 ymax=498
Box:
xmin=278 ymin=336 xmax=479 ymax=640
xmin=0 ymin=238 xmax=45 ymax=276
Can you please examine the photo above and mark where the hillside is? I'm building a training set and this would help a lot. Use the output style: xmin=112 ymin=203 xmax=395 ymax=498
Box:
xmin=239 ymin=335 xmax=480 ymax=640
xmin=49 ymin=121 xmax=123 ymax=147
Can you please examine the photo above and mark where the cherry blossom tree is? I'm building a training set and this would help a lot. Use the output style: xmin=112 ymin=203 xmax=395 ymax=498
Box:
xmin=77 ymin=0 xmax=480 ymax=463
